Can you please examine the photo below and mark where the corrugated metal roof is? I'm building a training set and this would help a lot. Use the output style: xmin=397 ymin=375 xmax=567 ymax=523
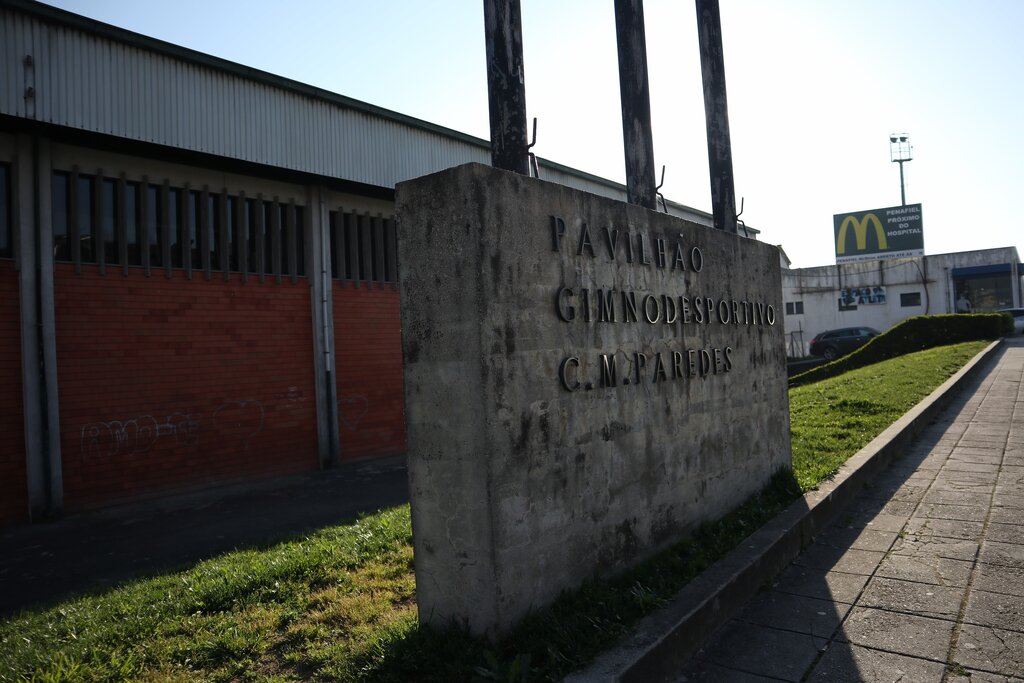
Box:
xmin=0 ymin=0 xmax=730 ymax=229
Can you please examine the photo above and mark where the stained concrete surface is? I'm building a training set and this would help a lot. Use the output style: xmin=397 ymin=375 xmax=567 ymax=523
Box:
xmin=677 ymin=339 xmax=1024 ymax=682
xmin=0 ymin=456 xmax=408 ymax=616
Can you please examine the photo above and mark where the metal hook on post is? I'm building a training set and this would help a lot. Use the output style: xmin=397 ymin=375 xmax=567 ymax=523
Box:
xmin=735 ymin=196 xmax=745 ymax=235
xmin=527 ymin=117 xmax=540 ymax=179
xmin=654 ymin=165 xmax=668 ymax=213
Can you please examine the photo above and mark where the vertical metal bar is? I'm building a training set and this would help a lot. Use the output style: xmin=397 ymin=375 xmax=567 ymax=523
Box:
xmin=238 ymin=190 xmax=248 ymax=283
xmin=696 ymin=0 xmax=738 ymax=233
xmin=373 ymin=213 xmax=385 ymax=287
xmin=161 ymin=180 xmax=171 ymax=278
xmin=359 ymin=212 xmax=372 ymax=288
xmin=483 ymin=0 xmax=529 ymax=174
xmin=271 ymin=198 xmax=282 ymax=284
xmin=219 ymin=188 xmax=229 ymax=281
xmin=344 ymin=211 xmax=358 ymax=284
xmin=384 ymin=217 xmax=397 ymax=283
xmin=140 ymin=175 xmax=151 ymax=276
xmin=182 ymin=183 xmax=192 ymax=279
xmin=287 ymin=199 xmax=298 ymax=285
xmin=333 ymin=207 xmax=345 ymax=281
xmin=899 ymin=162 xmax=906 ymax=206
xmin=94 ymin=168 xmax=104 ymax=275
xmin=256 ymin=194 xmax=266 ymax=284
xmin=614 ymin=0 xmax=657 ymax=209
xmin=118 ymin=173 xmax=128 ymax=276
xmin=69 ymin=166 xmax=80 ymax=273
xmin=200 ymin=185 xmax=211 ymax=279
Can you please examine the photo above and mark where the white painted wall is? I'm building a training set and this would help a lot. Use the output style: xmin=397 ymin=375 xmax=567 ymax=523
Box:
xmin=781 ymin=248 xmax=1022 ymax=356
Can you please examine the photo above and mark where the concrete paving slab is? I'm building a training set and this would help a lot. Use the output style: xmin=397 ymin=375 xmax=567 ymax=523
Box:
xmin=702 ymin=621 xmax=825 ymax=682
xmin=771 ymin=566 xmax=870 ymax=604
xmin=917 ymin=502 xmax=989 ymax=522
xmin=929 ymin=478 xmax=994 ymax=493
xmin=985 ymin=522 xmax=1023 ymax=545
xmin=989 ymin=506 xmax=1024 ymax=526
xmin=963 ymin=590 xmax=1024 ymax=632
xmin=947 ymin=670 xmax=1014 ymax=683
xmin=842 ymin=511 xmax=914 ymax=533
xmin=675 ymin=661 xmax=780 ymax=682
xmin=955 ymin=624 xmax=1024 ymax=677
xmin=837 ymin=606 xmax=956 ymax=662
xmin=813 ymin=525 xmax=899 ymax=553
xmin=875 ymin=553 xmax=974 ymax=588
xmin=858 ymin=576 xmax=965 ymax=621
xmin=980 ymin=540 xmax=1024 ymax=569
xmin=890 ymin=535 xmax=982 ymax=562
xmin=738 ymin=591 xmax=851 ymax=638
xmin=991 ymin=489 xmax=1024 ymax=509
xmin=792 ymin=545 xmax=886 ymax=575
xmin=921 ymin=489 xmax=994 ymax=507
xmin=944 ymin=461 xmax=1001 ymax=474
xmin=903 ymin=517 xmax=984 ymax=541
xmin=805 ymin=642 xmax=947 ymax=683
xmin=973 ymin=563 xmax=1024 ymax=598
xmin=935 ymin=471 xmax=1001 ymax=485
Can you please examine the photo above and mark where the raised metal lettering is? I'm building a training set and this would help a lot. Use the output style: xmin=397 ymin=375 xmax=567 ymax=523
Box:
xmin=556 ymin=287 xmax=576 ymax=322
xmin=559 ymin=356 xmax=581 ymax=391
xmin=551 ymin=215 xmax=566 ymax=252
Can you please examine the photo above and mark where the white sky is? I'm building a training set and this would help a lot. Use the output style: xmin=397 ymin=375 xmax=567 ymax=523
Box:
xmin=42 ymin=0 xmax=1024 ymax=268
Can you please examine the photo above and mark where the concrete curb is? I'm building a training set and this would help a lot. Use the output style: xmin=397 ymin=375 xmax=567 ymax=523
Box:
xmin=566 ymin=339 xmax=1004 ymax=683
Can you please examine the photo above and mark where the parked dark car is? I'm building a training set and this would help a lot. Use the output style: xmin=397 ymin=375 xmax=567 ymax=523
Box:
xmin=809 ymin=326 xmax=880 ymax=361
xmin=997 ymin=308 xmax=1024 ymax=336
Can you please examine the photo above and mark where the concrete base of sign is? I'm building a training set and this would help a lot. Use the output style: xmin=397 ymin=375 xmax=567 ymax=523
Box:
xmin=396 ymin=163 xmax=790 ymax=637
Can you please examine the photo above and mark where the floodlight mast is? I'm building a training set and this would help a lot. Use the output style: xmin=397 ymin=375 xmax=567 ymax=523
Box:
xmin=889 ymin=133 xmax=912 ymax=206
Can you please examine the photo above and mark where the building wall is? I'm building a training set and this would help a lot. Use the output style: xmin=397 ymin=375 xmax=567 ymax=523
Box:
xmin=0 ymin=259 xmax=27 ymax=525
xmin=782 ymin=249 xmax=1022 ymax=356
xmin=332 ymin=282 xmax=406 ymax=461
xmin=54 ymin=265 xmax=319 ymax=510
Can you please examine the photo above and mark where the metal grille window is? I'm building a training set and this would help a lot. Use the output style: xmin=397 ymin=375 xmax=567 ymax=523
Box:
xmin=124 ymin=181 xmax=141 ymax=266
xmin=0 ymin=163 xmax=11 ymax=259
xmin=327 ymin=208 xmax=397 ymax=285
xmin=145 ymin=184 xmax=161 ymax=268
xmin=52 ymin=171 xmax=70 ymax=261
xmin=100 ymin=179 xmax=118 ymax=266
xmin=51 ymin=169 xmax=306 ymax=281
xmin=76 ymin=173 xmax=96 ymax=265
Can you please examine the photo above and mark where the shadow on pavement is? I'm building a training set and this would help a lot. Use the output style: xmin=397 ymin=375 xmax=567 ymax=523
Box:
xmin=0 ymin=456 xmax=408 ymax=617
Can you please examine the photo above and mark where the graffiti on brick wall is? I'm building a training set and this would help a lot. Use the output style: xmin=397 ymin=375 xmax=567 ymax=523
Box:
xmin=80 ymin=400 xmax=264 ymax=460
xmin=274 ymin=386 xmax=307 ymax=402
xmin=338 ymin=394 xmax=368 ymax=430
xmin=212 ymin=400 xmax=265 ymax=452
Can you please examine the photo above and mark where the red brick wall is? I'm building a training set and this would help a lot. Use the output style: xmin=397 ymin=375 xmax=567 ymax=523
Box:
xmin=0 ymin=260 xmax=27 ymax=525
xmin=332 ymin=282 xmax=406 ymax=460
xmin=54 ymin=265 xmax=319 ymax=510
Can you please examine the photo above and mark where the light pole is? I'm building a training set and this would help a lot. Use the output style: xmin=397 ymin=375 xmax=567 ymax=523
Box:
xmin=889 ymin=133 xmax=912 ymax=206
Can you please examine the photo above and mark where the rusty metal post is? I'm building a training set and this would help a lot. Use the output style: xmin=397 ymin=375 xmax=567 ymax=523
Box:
xmin=614 ymin=0 xmax=657 ymax=210
xmin=696 ymin=0 xmax=737 ymax=233
xmin=483 ymin=0 xmax=529 ymax=175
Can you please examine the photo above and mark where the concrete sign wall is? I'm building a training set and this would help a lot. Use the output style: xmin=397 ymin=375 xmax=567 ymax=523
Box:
xmin=396 ymin=163 xmax=790 ymax=637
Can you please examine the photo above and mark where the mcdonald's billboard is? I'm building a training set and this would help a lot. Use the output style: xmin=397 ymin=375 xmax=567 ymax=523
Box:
xmin=833 ymin=203 xmax=924 ymax=263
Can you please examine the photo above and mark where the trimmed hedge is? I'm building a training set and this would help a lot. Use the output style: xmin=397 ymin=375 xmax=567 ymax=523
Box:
xmin=788 ymin=313 xmax=1012 ymax=387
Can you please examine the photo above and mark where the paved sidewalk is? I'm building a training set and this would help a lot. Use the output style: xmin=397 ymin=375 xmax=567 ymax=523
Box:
xmin=678 ymin=339 xmax=1024 ymax=682
xmin=0 ymin=456 xmax=407 ymax=616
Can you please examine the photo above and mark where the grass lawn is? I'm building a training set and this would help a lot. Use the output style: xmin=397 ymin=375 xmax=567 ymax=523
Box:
xmin=0 ymin=340 xmax=989 ymax=682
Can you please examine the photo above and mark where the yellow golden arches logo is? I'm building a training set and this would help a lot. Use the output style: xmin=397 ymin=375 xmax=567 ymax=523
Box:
xmin=836 ymin=213 xmax=887 ymax=255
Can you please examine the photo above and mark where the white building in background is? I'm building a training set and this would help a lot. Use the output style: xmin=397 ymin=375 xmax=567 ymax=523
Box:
xmin=781 ymin=247 xmax=1023 ymax=357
